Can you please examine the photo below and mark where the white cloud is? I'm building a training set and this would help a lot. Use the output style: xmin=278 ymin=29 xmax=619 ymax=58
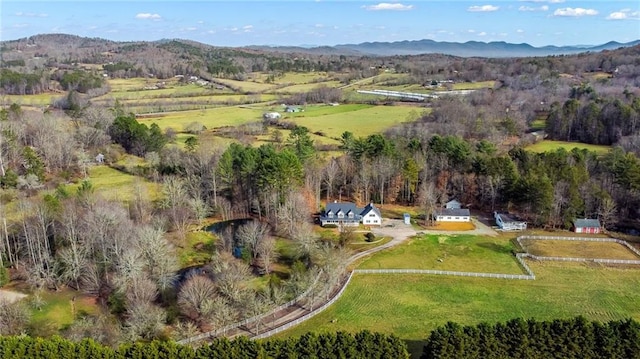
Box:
xmin=478 ymin=32 xmax=487 ymax=36
xmin=15 ymin=12 xmax=48 ymax=17
xmin=516 ymin=29 xmax=525 ymax=33
xmin=362 ymin=3 xmax=414 ymax=11
xmin=468 ymin=5 xmax=499 ymax=12
xmin=519 ymin=5 xmax=548 ymax=11
xmin=243 ymin=25 xmax=253 ymax=30
xmin=606 ymin=9 xmax=640 ymax=20
xmin=135 ymin=13 xmax=161 ymax=20
xmin=553 ymin=8 xmax=598 ymax=17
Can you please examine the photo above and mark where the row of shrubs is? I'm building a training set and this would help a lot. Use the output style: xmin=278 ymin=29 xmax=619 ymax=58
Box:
xmin=0 ymin=331 xmax=409 ymax=358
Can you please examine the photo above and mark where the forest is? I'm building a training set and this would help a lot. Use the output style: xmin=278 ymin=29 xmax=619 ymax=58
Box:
xmin=0 ymin=34 xmax=640 ymax=356
xmin=422 ymin=317 xmax=640 ymax=359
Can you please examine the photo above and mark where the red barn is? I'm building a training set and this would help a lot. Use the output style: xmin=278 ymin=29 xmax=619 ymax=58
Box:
xmin=573 ymin=218 xmax=602 ymax=234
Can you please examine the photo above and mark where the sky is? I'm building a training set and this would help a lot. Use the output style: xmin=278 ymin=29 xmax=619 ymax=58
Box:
xmin=1 ymin=1 xmax=639 ymax=48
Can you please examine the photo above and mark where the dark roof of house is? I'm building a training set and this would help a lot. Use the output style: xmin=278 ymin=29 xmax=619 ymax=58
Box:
xmin=320 ymin=202 xmax=381 ymax=221
xmin=436 ymin=208 xmax=470 ymax=217
xmin=361 ymin=203 xmax=381 ymax=218
xmin=496 ymin=212 xmax=525 ymax=223
xmin=573 ymin=218 xmax=601 ymax=228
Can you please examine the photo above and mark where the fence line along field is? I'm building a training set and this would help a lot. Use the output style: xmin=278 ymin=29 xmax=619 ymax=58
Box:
xmin=520 ymin=238 xmax=640 ymax=260
xmin=279 ymin=261 xmax=640 ymax=357
xmin=357 ymin=234 xmax=524 ymax=274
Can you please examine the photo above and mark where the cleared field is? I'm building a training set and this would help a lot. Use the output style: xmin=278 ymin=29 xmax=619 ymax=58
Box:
xmin=3 ymin=93 xmax=62 ymax=107
xmin=275 ymin=81 xmax=342 ymax=94
xmin=423 ymin=221 xmax=476 ymax=231
xmin=137 ymin=106 xmax=264 ymax=131
xmin=281 ymin=261 xmax=640 ymax=356
xmin=30 ymin=289 xmax=101 ymax=335
xmin=521 ymin=239 xmax=640 ymax=260
xmin=358 ymin=234 xmax=522 ymax=274
xmin=451 ymin=80 xmax=496 ymax=90
xmin=290 ymin=105 xmax=420 ymax=138
xmin=525 ymin=140 xmax=610 ymax=154
xmin=212 ymin=78 xmax=277 ymax=93
xmin=69 ymin=165 xmax=160 ymax=202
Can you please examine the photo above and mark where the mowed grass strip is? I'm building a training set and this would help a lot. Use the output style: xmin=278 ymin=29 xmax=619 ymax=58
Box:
xmin=358 ymin=234 xmax=522 ymax=274
xmin=281 ymin=261 xmax=640 ymax=354
xmin=525 ymin=140 xmax=610 ymax=154
xmin=521 ymin=239 xmax=640 ymax=260
xmin=31 ymin=289 xmax=101 ymax=333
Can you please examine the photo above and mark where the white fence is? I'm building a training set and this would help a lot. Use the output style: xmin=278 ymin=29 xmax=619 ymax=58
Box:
xmin=252 ymin=271 xmax=355 ymax=339
xmin=516 ymin=235 xmax=640 ymax=265
xmin=354 ymin=268 xmax=534 ymax=280
xmin=180 ymin=234 xmax=639 ymax=345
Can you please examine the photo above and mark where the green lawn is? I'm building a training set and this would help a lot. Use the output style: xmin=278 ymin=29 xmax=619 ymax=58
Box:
xmin=212 ymin=78 xmax=277 ymax=93
xmin=525 ymin=140 xmax=610 ymax=154
xmin=4 ymin=93 xmax=62 ymax=107
xmin=451 ymin=80 xmax=496 ymax=90
xmin=289 ymin=105 xmax=420 ymax=138
xmin=275 ymin=81 xmax=343 ymax=94
xmin=358 ymin=234 xmax=522 ymax=274
xmin=137 ymin=106 xmax=264 ymax=132
xmin=30 ymin=289 xmax=101 ymax=336
xmin=281 ymin=261 xmax=640 ymax=357
xmin=175 ymin=231 xmax=217 ymax=267
xmin=68 ymin=165 xmax=160 ymax=202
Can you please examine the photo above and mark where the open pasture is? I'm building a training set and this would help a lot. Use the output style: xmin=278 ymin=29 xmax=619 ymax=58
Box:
xmin=275 ymin=81 xmax=343 ymax=94
xmin=274 ymin=72 xmax=332 ymax=84
xmin=212 ymin=78 xmax=277 ymax=93
xmin=137 ymin=106 xmax=264 ymax=132
xmin=3 ymin=93 xmax=62 ymax=107
xmin=451 ymin=80 xmax=496 ymax=90
xmin=71 ymin=165 xmax=160 ymax=202
xmin=525 ymin=140 xmax=610 ymax=154
xmin=281 ymin=261 xmax=640 ymax=356
xmin=358 ymin=234 xmax=522 ymax=274
xmin=521 ymin=239 xmax=640 ymax=260
xmin=287 ymin=105 xmax=420 ymax=138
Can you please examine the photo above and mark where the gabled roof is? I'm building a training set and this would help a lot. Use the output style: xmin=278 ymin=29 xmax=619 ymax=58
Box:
xmin=435 ymin=208 xmax=470 ymax=217
xmin=573 ymin=218 xmax=601 ymax=228
xmin=360 ymin=203 xmax=381 ymax=218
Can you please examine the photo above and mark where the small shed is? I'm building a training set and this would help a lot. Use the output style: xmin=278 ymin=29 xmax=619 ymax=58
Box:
xmin=573 ymin=218 xmax=602 ymax=234
xmin=403 ymin=213 xmax=411 ymax=225
xmin=285 ymin=106 xmax=302 ymax=113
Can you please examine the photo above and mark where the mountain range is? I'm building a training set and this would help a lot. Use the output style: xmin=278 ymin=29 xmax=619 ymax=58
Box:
xmin=249 ymin=39 xmax=640 ymax=58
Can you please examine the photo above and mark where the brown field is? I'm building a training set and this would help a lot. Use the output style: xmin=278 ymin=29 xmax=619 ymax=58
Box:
xmin=425 ymin=221 xmax=476 ymax=231
xmin=521 ymin=239 xmax=640 ymax=260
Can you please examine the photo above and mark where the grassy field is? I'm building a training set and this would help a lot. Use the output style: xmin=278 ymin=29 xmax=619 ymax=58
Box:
xmin=521 ymin=239 xmax=640 ymax=260
xmin=282 ymin=261 xmax=640 ymax=357
xmin=137 ymin=106 xmax=264 ymax=131
xmin=275 ymin=81 xmax=343 ymax=94
xmin=68 ymin=165 xmax=160 ymax=202
xmin=451 ymin=80 xmax=496 ymax=90
xmin=3 ymin=93 xmax=63 ymax=107
xmin=290 ymin=105 xmax=420 ymax=138
xmin=30 ymin=289 xmax=101 ymax=335
xmin=358 ymin=234 xmax=523 ymax=274
xmin=525 ymin=140 xmax=610 ymax=154
xmin=174 ymin=231 xmax=217 ymax=267
xmin=212 ymin=78 xmax=277 ymax=93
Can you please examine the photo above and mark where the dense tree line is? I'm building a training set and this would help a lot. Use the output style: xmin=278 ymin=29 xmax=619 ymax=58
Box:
xmin=422 ymin=317 xmax=640 ymax=359
xmin=0 ymin=330 xmax=409 ymax=358
xmin=545 ymin=89 xmax=640 ymax=145
xmin=0 ymin=69 xmax=49 ymax=95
